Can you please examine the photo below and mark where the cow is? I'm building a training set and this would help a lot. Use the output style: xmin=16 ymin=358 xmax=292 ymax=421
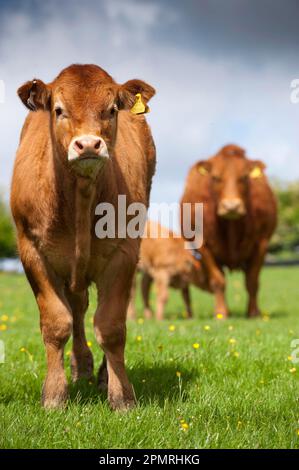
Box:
xmin=10 ymin=64 xmax=156 ymax=410
xmin=180 ymin=144 xmax=277 ymax=319
xmin=128 ymin=220 xmax=210 ymax=321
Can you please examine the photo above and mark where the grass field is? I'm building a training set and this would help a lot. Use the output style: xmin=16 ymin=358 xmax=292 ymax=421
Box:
xmin=0 ymin=266 xmax=299 ymax=449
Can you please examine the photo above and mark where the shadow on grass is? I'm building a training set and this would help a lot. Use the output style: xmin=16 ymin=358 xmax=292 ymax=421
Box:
xmin=68 ymin=361 xmax=198 ymax=407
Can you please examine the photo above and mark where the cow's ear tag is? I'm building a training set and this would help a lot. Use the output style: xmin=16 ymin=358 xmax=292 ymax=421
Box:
xmin=198 ymin=165 xmax=208 ymax=176
xmin=250 ymin=166 xmax=263 ymax=179
xmin=130 ymin=93 xmax=149 ymax=115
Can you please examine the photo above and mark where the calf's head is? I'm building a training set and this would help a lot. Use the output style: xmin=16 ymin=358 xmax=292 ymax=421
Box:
xmin=18 ymin=64 xmax=155 ymax=178
xmin=198 ymin=145 xmax=265 ymax=220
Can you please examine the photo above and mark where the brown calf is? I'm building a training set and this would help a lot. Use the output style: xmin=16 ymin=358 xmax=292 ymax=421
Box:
xmin=128 ymin=221 xmax=210 ymax=320
xmin=180 ymin=144 xmax=277 ymax=318
xmin=10 ymin=64 xmax=156 ymax=410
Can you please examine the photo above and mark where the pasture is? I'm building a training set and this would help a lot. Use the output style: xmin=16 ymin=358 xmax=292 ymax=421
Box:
xmin=0 ymin=266 xmax=298 ymax=449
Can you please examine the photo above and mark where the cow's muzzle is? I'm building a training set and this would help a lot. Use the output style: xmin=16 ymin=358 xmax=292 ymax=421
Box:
xmin=68 ymin=134 xmax=109 ymax=177
xmin=217 ymin=198 xmax=246 ymax=219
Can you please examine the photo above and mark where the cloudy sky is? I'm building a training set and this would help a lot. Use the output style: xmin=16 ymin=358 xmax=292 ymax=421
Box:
xmin=0 ymin=0 xmax=299 ymax=211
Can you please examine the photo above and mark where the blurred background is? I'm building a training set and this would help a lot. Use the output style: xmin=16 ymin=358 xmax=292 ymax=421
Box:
xmin=0 ymin=0 xmax=299 ymax=266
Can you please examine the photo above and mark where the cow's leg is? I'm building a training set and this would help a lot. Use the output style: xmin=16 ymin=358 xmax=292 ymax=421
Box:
xmin=127 ymin=272 xmax=137 ymax=320
xmin=200 ymin=247 xmax=228 ymax=318
xmin=245 ymin=240 xmax=268 ymax=318
xmin=94 ymin=255 xmax=136 ymax=410
xmin=141 ymin=272 xmax=153 ymax=319
xmin=19 ymin=236 xmax=72 ymax=408
xmin=182 ymin=286 xmax=193 ymax=319
xmin=155 ymin=272 xmax=169 ymax=321
xmin=65 ymin=289 xmax=94 ymax=381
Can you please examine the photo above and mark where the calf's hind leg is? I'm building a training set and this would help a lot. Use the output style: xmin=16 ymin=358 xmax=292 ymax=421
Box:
xmin=65 ymin=288 xmax=94 ymax=381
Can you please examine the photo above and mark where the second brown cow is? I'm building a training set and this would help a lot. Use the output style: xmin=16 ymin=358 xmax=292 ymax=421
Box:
xmin=180 ymin=144 xmax=277 ymax=318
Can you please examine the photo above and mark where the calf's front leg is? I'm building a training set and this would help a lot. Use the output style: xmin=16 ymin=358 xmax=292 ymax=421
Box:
xmin=19 ymin=236 xmax=72 ymax=408
xmin=94 ymin=258 xmax=136 ymax=410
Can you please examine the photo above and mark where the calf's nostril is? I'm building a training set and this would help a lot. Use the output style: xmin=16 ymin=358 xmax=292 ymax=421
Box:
xmin=75 ymin=140 xmax=84 ymax=151
xmin=94 ymin=140 xmax=101 ymax=150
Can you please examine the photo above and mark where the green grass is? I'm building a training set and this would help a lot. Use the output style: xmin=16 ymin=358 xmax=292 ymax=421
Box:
xmin=0 ymin=267 xmax=299 ymax=449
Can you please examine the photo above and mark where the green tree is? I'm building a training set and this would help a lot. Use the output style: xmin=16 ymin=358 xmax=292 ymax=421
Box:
xmin=0 ymin=197 xmax=16 ymax=257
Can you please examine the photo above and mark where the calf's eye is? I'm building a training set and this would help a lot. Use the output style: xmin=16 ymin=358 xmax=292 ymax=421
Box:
xmin=55 ymin=107 xmax=63 ymax=118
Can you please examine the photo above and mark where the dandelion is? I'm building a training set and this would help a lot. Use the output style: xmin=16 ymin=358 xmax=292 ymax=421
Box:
xmin=87 ymin=341 xmax=92 ymax=348
xmin=233 ymin=351 xmax=239 ymax=358
xmin=181 ymin=422 xmax=189 ymax=431
xmin=262 ymin=313 xmax=270 ymax=322
xmin=137 ymin=318 xmax=144 ymax=325
xmin=229 ymin=338 xmax=237 ymax=345
xmin=192 ymin=343 xmax=200 ymax=350
xmin=288 ymin=356 xmax=293 ymax=361
xmin=169 ymin=325 xmax=176 ymax=332
xmin=1 ymin=315 xmax=8 ymax=322
xmin=290 ymin=368 xmax=296 ymax=374
xmin=176 ymin=371 xmax=181 ymax=378
xmin=0 ymin=324 xmax=7 ymax=331
xmin=216 ymin=313 xmax=223 ymax=320
xmin=204 ymin=325 xmax=210 ymax=331
xmin=66 ymin=350 xmax=71 ymax=357
xmin=136 ymin=335 xmax=142 ymax=342
xmin=20 ymin=347 xmax=26 ymax=352
xmin=20 ymin=347 xmax=33 ymax=362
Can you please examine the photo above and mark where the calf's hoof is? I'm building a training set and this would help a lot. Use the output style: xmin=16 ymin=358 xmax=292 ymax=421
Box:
xmin=247 ymin=309 xmax=260 ymax=318
xmin=71 ymin=350 xmax=94 ymax=382
xmin=42 ymin=378 xmax=69 ymax=409
xmin=109 ymin=385 xmax=136 ymax=411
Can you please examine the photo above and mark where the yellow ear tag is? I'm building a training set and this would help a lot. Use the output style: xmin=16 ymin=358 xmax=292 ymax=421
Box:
xmin=198 ymin=166 xmax=208 ymax=176
xmin=130 ymin=93 xmax=149 ymax=115
xmin=250 ymin=166 xmax=262 ymax=179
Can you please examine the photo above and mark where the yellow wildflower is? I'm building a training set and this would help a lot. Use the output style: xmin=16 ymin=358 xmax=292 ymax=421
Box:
xmin=290 ymin=368 xmax=296 ymax=373
xmin=233 ymin=351 xmax=239 ymax=358
xmin=1 ymin=315 xmax=8 ymax=322
xmin=204 ymin=325 xmax=210 ymax=331
xmin=176 ymin=371 xmax=181 ymax=378
xmin=87 ymin=341 xmax=92 ymax=348
xmin=228 ymin=325 xmax=234 ymax=331
xmin=192 ymin=343 xmax=200 ymax=350
xmin=181 ymin=422 xmax=189 ymax=431
xmin=169 ymin=325 xmax=176 ymax=332
xmin=216 ymin=313 xmax=223 ymax=320
xmin=0 ymin=324 xmax=7 ymax=331
xmin=136 ymin=335 xmax=142 ymax=342
xmin=229 ymin=338 xmax=237 ymax=345
xmin=137 ymin=318 xmax=144 ymax=325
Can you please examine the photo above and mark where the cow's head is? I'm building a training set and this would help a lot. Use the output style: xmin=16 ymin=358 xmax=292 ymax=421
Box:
xmin=198 ymin=144 xmax=265 ymax=219
xmin=17 ymin=64 xmax=155 ymax=178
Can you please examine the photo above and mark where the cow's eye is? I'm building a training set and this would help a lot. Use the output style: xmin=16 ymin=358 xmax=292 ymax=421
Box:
xmin=109 ymin=104 xmax=118 ymax=117
xmin=55 ymin=107 xmax=64 ymax=118
xmin=212 ymin=175 xmax=221 ymax=182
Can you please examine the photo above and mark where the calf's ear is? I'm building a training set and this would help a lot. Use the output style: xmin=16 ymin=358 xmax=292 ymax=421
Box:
xmin=196 ymin=160 xmax=211 ymax=176
xmin=118 ymin=79 xmax=156 ymax=111
xmin=17 ymin=79 xmax=51 ymax=111
xmin=248 ymin=160 xmax=266 ymax=179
